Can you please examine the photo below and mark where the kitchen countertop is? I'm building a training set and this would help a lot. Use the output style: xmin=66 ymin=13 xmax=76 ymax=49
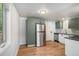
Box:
xmin=54 ymin=32 xmax=73 ymax=35
xmin=64 ymin=35 xmax=79 ymax=41
xmin=54 ymin=32 xmax=79 ymax=41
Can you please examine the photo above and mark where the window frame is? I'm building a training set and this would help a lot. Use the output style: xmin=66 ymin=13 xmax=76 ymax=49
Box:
xmin=0 ymin=4 xmax=6 ymax=47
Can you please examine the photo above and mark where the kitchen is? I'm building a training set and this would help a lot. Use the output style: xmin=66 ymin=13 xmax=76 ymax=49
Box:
xmin=1 ymin=3 xmax=79 ymax=56
xmin=54 ymin=17 xmax=79 ymax=56
xmin=17 ymin=3 xmax=79 ymax=56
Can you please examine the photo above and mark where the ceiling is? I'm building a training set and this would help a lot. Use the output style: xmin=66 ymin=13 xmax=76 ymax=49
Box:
xmin=14 ymin=3 xmax=79 ymax=20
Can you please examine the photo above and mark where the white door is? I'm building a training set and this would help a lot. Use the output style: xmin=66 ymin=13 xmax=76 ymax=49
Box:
xmin=45 ymin=21 xmax=55 ymax=41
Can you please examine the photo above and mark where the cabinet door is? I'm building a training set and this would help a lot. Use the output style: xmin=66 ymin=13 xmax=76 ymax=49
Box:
xmin=56 ymin=21 xmax=63 ymax=29
xmin=56 ymin=21 xmax=60 ymax=29
xmin=69 ymin=40 xmax=79 ymax=56
xmin=59 ymin=34 xmax=65 ymax=44
xmin=65 ymin=39 xmax=71 ymax=56
xmin=65 ymin=39 xmax=79 ymax=56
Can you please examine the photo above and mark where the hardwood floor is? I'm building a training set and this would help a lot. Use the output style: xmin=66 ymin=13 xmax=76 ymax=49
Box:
xmin=17 ymin=41 xmax=65 ymax=56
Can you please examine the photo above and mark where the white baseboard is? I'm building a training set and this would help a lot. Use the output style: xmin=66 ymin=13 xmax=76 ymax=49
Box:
xmin=20 ymin=43 xmax=26 ymax=45
xmin=27 ymin=44 xmax=35 ymax=47
xmin=46 ymin=40 xmax=53 ymax=42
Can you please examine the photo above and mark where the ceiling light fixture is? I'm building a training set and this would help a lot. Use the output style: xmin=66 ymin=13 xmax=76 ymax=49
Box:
xmin=62 ymin=17 xmax=65 ymax=20
xmin=38 ymin=9 xmax=48 ymax=15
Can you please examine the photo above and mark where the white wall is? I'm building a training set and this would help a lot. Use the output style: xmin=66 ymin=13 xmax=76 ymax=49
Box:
xmin=19 ymin=17 xmax=27 ymax=45
xmin=45 ymin=20 xmax=55 ymax=41
xmin=63 ymin=20 xmax=69 ymax=30
xmin=0 ymin=4 xmax=20 ymax=56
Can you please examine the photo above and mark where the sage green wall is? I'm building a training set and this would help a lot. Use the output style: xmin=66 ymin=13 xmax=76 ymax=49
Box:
xmin=68 ymin=17 xmax=79 ymax=35
xmin=26 ymin=17 xmax=45 ymax=45
xmin=69 ymin=17 xmax=79 ymax=30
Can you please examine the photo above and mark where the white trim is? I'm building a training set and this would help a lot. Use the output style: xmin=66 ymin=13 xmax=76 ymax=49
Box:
xmin=0 ymin=41 xmax=10 ymax=55
xmin=15 ymin=45 xmax=20 ymax=56
xmin=27 ymin=44 xmax=35 ymax=47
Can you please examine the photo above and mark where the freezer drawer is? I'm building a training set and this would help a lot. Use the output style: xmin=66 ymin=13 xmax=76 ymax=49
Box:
xmin=36 ymin=32 xmax=44 ymax=47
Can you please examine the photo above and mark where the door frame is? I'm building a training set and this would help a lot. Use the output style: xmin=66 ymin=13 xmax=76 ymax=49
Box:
xmin=35 ymin=23 xmax=46 ymax=47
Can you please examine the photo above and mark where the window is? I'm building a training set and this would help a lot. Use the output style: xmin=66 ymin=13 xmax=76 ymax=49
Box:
xmin=0 ymin=3 xmax=3 ymax=45
xmin=0 ymin=3 xmax=6 ymax=46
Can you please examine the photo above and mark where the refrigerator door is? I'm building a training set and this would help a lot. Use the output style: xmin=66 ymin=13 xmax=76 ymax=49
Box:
xmin=40 ymin=32 xmax=44 ymax=46
xmin=36 ymin=32 xmax=40 ymax=47
xmin=36 ymin=24 xmax=40 ymax=47
xmin=36 ymin=24 xmax=45 ymax=47
xmin=36 ymin=24 xmax=40 ymax=31
xmin=40 ymin=24 xmax=45 ymax=31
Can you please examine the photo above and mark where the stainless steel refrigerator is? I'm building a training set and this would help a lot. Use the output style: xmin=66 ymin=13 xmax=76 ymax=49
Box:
xmin=35 ymin=23 xmax=46 ymax=47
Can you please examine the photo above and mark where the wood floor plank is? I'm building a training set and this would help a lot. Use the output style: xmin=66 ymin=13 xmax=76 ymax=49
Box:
xmin=17 ymin=41 xmax=65 ymax=56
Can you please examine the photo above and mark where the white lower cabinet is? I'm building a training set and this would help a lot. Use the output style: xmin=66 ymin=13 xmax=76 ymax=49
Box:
xmin=65 ymin=39 xmax=79 ymax=56
xmin=59 ymin=34 xmax=65 ymax=44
